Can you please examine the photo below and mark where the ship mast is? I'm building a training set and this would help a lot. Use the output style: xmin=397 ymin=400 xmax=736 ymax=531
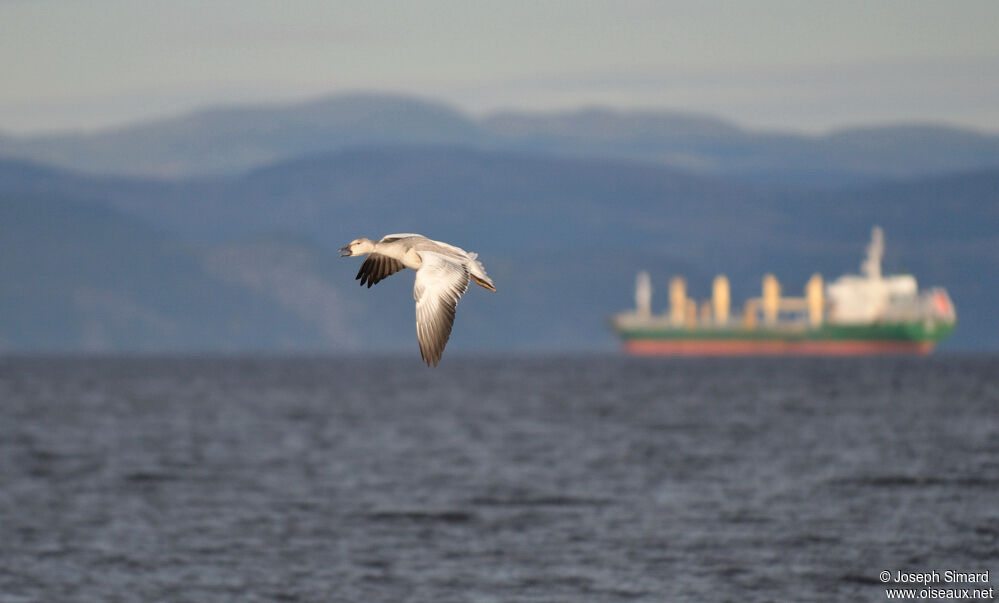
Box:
xmin=635 ymin=271 xmax=652 ymax=318
xmin=861 ymin=226 xmax=884 ymax=281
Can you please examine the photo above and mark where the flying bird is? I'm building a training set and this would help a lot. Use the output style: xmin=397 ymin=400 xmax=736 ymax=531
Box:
xmin=340 ymin=233 xmax=496 ymax=366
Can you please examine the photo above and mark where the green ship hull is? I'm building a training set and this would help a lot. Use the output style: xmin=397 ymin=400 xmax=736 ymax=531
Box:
xmin=615 ymin=320 xmax=956 ymax=356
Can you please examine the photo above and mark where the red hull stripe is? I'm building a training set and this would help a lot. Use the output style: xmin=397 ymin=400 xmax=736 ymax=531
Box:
xmin=624 ymin=339 xmax=934 ymax=356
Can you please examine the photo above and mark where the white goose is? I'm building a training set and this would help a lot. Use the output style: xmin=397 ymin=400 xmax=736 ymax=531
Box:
xmin=340 ymin=233 xmax=496 ymax=366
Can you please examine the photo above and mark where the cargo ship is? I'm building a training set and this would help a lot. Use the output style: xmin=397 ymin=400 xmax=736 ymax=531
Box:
xmin=611 ymin=227 xmax=956 ymax=356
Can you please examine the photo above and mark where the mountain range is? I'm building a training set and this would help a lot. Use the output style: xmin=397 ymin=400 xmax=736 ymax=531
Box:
xmin=3 ymin=93 xmax=999 ymax=185
xmin=1 ymin=93 xmax=997 ymax=354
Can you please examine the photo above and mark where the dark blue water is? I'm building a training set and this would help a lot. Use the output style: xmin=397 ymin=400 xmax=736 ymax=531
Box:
xmin=1 ymin=355 xmax=997 ymax=602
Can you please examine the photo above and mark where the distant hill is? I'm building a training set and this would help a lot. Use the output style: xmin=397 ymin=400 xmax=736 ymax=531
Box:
xmin=484 ymin=111 xmax=999 ymax=185
xmin=0 ymin=94 xmax=484 ymax=178
xmin=0 ymin=189 xmax=355 ymax=352
xmin=1 ymin=150 xmax=996 ymax=353
xmin=2 ymin=93 xmax=998 ymax=186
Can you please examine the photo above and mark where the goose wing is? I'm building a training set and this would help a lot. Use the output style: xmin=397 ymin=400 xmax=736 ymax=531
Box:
xmin=379 ymin=233 xmax=424 ymax=243
xmin=355 ymin=254 xmax=406 ymax=287
xmin=413 ymin=251 xmax=470 ymax=366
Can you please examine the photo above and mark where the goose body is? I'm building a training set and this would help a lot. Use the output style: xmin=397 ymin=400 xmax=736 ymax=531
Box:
xmin=340 ymin=233 xmax=495 ymax=366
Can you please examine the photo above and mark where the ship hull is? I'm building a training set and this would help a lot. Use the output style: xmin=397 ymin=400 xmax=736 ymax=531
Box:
xmin=614 ymin=321 xmax=954 ymax=357
xmin=623 ymin=339 xmax=934 ymax=356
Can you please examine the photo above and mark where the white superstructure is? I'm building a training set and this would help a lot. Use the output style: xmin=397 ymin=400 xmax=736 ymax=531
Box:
xmin=826 ymin=227 xmax=954 ymax=324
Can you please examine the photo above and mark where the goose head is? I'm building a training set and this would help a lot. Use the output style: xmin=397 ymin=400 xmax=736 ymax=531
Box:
xmin=339 ymin=238 xmax=376 ymax=257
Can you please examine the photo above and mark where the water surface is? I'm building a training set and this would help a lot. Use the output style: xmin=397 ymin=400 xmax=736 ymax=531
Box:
xmin=1 ymin=355 xmax=997 ymax=601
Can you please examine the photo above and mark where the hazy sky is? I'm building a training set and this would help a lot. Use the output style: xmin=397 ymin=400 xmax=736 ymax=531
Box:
xmin=2 ymin=0 xmax=998 ymax=134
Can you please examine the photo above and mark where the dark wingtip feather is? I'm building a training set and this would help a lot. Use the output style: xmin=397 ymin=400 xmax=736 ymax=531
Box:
xmin=354 ymin=254 xmax=404 ymax=289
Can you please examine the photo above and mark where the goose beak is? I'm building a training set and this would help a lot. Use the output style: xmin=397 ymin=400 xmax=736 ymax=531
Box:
xmin=339 ymin=246 xmax=352 ymax=257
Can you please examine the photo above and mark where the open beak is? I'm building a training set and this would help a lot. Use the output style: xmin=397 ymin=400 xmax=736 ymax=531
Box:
xmin=339 ymin=246 xmax=352 ymax=257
